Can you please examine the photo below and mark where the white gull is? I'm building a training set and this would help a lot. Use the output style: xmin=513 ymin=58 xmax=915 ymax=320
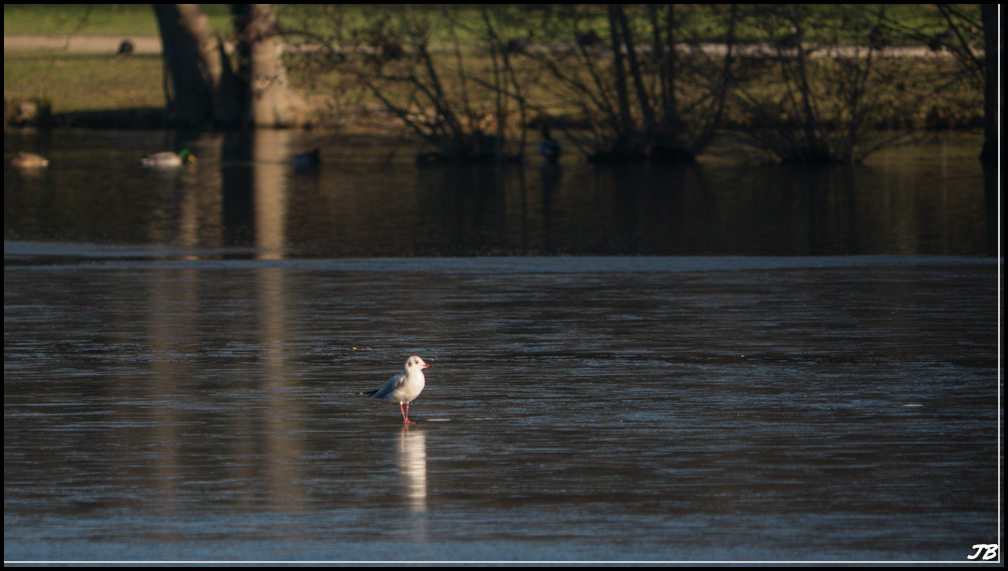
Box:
xmin=367 ymin=356 xmax=429 ymax=424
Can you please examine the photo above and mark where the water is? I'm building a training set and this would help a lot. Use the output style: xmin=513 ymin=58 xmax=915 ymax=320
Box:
xmin=3 ymin=130 xmax=994 ymax=258
xmin=3 ymin=130 xmax=1002 ymax=562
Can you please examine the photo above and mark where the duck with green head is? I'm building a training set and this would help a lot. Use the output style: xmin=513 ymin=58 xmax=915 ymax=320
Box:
xmin=141 ymin=149 xmax=195 ymax=167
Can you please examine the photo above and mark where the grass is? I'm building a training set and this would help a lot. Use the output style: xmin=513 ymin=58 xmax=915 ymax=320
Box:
xmin=4 ymin=51 xmax=165 ymax=113
xmin=4 ymin=4 xmax=961 ymax=45
xmin=3 ymin=4 xmax=234 ymax=38
xmin=1 ymin=4 xmax=510 ymax=44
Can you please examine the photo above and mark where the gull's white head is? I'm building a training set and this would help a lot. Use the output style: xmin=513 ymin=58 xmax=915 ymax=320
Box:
xmin=406 ymin=356 xmax=430 ymax=372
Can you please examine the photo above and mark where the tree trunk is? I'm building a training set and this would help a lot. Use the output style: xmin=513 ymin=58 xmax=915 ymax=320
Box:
xmin=648 ymin=4 xmax=677 ymax=130
xmin=247 ymin=4 xmax=292 ymax=128
xmin=607 ymin=5 xmax=633 ymax=137
xmin=176 ymin=4 xmax=245 ymax=128
xmin=616 ymin=5 xmax=655 ymax=133
xmin=979 ymin=4 xmax=998 ymax=164
xmin=153 ymin=4 xmax=213 ymax=127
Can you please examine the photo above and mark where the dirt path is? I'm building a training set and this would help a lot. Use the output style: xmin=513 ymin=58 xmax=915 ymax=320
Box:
xmin=6 ymin=34 xmax=948 ymax=58
xmin=4 ymin=35 xmax=161 ymax=54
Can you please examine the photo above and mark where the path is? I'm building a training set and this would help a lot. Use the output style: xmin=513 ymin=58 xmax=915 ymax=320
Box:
xmin=5 ymin=35 xmax=951 ymax=58
xmin=4 ymin=35 xmax=162 ymax=54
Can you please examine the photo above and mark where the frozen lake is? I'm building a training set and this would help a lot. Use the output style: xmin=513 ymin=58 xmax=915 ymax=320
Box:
xmin=4 ymin=255 xmax=1000 ymax=562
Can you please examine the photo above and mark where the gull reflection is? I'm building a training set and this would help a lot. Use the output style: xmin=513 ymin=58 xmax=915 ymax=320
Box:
xmin=398 ymin=426 xmax=427 ymax=513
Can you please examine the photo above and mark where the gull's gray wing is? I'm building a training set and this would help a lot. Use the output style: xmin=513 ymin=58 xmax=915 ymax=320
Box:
xmin=369 ymin=371 xmax=406 ymax=399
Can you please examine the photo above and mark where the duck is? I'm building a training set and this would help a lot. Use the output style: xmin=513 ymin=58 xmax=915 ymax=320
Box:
xmin=293 ymin=148 xmax=321 ymax=169
xmin=539 ymin=125 xmax=561 ymax=164
xmin=11 ymin=152 xmax=49 ymax=168
xmin=141 ymin=149 xmax=195 ymax=167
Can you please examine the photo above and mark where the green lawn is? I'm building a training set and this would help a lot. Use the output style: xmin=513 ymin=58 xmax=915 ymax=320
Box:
xmin=5 ymin=5 xmax=956 ymax=45
xmin=3 ymin=4 xmax=233 ymax=37
xmin=4 ymin=51 xmax=165 ymax=113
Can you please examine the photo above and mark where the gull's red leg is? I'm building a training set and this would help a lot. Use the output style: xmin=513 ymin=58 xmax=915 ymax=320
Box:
xmin=400 ymin=403 xmax=414 ymax=424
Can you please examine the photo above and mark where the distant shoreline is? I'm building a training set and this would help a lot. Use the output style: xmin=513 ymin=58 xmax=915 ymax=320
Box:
xmin=4 ymin=34 xmax=985 ymax=132
xmin=4 ymin=34 xmax=970 ymax=59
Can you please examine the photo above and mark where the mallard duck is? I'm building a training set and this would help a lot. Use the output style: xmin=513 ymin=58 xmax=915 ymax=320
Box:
xmin=141 ymin=149 xmax=195 ymax=167
xmin=293 ymin=148 xmax=320 ymax=169
xmin=539 ymin=125 xmax=561 ymax=164
xmin=11 ymin=152 xmax=49 ymax=168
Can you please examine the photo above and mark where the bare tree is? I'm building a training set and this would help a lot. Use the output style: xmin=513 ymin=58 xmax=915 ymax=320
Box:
xmin=875 ymin=3 xmax=988 ymax=133
xmin=280 ymin=5 xmax=533 ymax=163
xmin=473 ymin=5 xmax=533 ymax=162
xmin=930 ymin=4 xmax=986 ymax=91
xmin=729 ymin=5 xmax=903 ymax=164
xmin=527 ymin=4 xmax=736 ymax=163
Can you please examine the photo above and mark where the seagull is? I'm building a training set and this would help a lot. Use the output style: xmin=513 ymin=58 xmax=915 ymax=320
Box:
xmin=367 ymin=356 xmax=429 ymax=424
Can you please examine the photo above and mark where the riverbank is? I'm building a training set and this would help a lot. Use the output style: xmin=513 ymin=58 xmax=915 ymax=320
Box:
xmin=4 ymin=32 xmax=985 ymax=133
